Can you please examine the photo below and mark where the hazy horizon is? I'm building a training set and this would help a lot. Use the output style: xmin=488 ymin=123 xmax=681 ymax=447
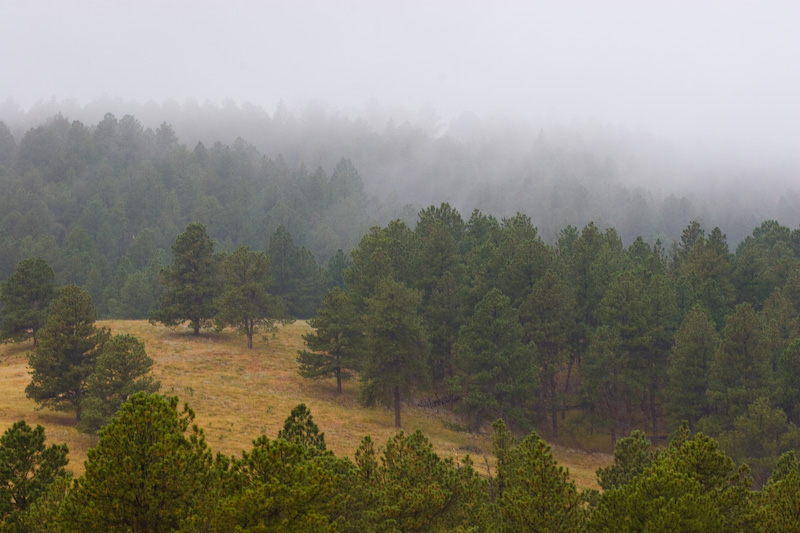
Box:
xmin=2 ymin=1 xmax=798 ymax=166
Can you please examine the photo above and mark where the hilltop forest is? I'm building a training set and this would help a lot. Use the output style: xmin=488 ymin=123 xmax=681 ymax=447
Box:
xmin=2 ymin=108 xmax=800 ymax=530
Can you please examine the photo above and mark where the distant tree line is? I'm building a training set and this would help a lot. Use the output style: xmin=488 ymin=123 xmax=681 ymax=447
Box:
xmin=299 ymin=205 xmax=800 ymax=484
xmin=2 ymin=396 xmax=799 ymax=531
xmin=0 ymin=113 xmax=373 ymax=318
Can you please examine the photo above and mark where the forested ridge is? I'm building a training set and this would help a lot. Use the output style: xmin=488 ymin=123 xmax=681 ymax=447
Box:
xmin=2 ymin=108 xmax=800 ymax=530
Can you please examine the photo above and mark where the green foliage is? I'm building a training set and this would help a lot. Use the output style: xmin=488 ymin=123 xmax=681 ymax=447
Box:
xmin=349 ymin=430 xmax=489 ymax=532
xmin=197 ymin=435 xmax=345 ymax=532
xmin=596 ymin=430 xmax=655 ymax=491
xmin=591 ymin=426 xmax=758 ymax=531
xmin=25 ymin=285 xmax=110 ymax=420
xmin=0 ymin=421 xmax=68 ymax=529
xmin=214 ymin=245 xmax=289 ymax=348
xmin=705 ymin=303 xmax=772 ymax=427
xmin=277 ymin=404 xmax=327 ymax=452
xmin=59 ymin=393 xmax=215 ymax=532
xmin=492 ymin=422 xmax=587 ymax=532
xmin=268 ymin=227 xmax=328 ymax=319
xmin=665 ymin=304 xmax=719 ymax=428
xmin=760 ymin=453 xmax=800 ymax=531
xmin=360 ymin=277 xmax=430 ymax=428
xmin=718 ymin=397 xmax=800 ymax=487
xmin=450 ymin=289 xmax=536 ymax=429
xmin=519 ymin=268 xmax=578 ymax=436
xmin=149 ymin=223 xmax=220 ymax=335
xmin=0 ymin=257 xmax=56 ymax=346
xmin=76 ymin=334 xmax=160 ymax=433
xmin=297 ymin=287 xmax=362 ymax=393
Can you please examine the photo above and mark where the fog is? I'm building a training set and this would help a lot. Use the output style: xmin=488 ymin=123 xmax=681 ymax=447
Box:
xmin=2 ymin=1 xmax=799 ymax=208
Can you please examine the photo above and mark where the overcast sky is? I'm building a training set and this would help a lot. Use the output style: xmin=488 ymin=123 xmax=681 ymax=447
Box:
xmin=1 ymin=0 xmax=798 ymax=160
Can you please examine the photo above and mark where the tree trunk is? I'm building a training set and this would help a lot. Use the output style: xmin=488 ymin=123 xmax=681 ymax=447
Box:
xmin=550 ymin=373 xmax=558 ymax=437
xmin=562 ymin=358 xmax=574 ymax=420
xmin=394 ymin=386 xmax=401 ymax=428
xmin=336 ymin=369 xmax=342 ymax=394
xmin=192 ymin=319 xmax=200 ymax=336
xmin=650 ymin=386 xmax=658 ymax=440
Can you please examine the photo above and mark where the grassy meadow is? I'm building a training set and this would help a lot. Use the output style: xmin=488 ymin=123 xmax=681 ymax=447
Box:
xmin=0 ymin=320 xmax=610 ymax=489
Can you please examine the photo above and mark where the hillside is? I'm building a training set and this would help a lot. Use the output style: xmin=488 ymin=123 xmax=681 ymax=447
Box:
xmin=0 ymin=319 xmax=609 ymax=490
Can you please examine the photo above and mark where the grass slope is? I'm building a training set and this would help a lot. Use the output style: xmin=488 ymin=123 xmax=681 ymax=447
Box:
xmin=0 ymin=320 xmax=609 ymax=489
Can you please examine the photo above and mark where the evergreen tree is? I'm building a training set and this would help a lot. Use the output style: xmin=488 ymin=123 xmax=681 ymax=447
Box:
xmin=450 ymin=288 xmax=537 ymax=428
xmin=718 ymin=397 xmax=800 ymax=487
xmin=268 ymin=226 xmax=327 ymax=318
xmin=360 ymin=277 xmax=430 ymax=428
xmin=25 ymin=285 xmax=110 ymax=420
xmin=0 ymin=257 xmax=57 ymax=346
xmin=596 ymin=430 xmax=655 ymax=491
xmin=77 ymin=334 xmax=161 ymax=433
xmin=0 ymin=421 xmax=68 ymax=529
xmin=492 ymin=420 xmax=586 ymax=532
xmin=760 ymin=451 xmax=800 ymax=531
xmin=704 ymin=303 xmax=772 ymax=430
xmin=519 ymin=268 xmax=578 ymax=436
xmin=58 ymin=394 xmax=215 ymax=532
xmin=665 ymin=304 xmax=719 ymax=428
xmin=297 ymin=287 xmax=362 ymax=393
xmin=277 ymin=403 xmax=327 ymax=452
xmin=149 ymin=223 xmax=220 ymax=335
xmin=214 ymin=246 xmax=289 ymax=348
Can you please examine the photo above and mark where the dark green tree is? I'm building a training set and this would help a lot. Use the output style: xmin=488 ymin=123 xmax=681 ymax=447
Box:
xmin=450 ymin=288 xmax=537 ymax=428
xmin=719 ymin=397 xmax=800 ymax=487
xmin=25 ymin=285 xmax=110 ymax=420
xmin=360 ymin=277 xmax=430 ymax=428
xmin=77 ymin=334 xmax=161 ymax=433
xmin=0 ymin=421 xmax=68 ymax=530
xmin=149 ymin=223 xmax=220 ymax=335
xmin=214 ymin=246 xmax=289 ymax=349
xmin=760 ymin=451 xmax=800 ymax=531
xmin=277 ymin=403 xmax=327 ymax=452
xmin=704 ymin=303 xmax=772 ymax=430
xmin=268 ymin=226 xmax=327 ymax=318
xmin=492 ymin=420 xmax=586 ymax=532
xmin=349 ymin=429 xmax=489 ymax=532
xmin=58 ymin=394 xmax=215 ymax=532
xmin=297 ymin=287 xmax=362 ymax=393
xmin=519 ymin=268 xmax=578 ymax=436
xmin=0 ymin=257 xmax=57 ymax=346
xmin=665 ymin=304 xmax=719 ymax=428
xmin=596 ymin=430 xmax=655 ymax=491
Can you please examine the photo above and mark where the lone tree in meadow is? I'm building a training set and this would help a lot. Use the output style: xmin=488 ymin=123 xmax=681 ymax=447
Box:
xmin=25 ymin=285 xmax=110 ymax=421
xmin=214 ymin=246 xmax=289 ymax=349
xmin=0 ymin=258 xmax=57 ymax=347
xmin=297 ymin=287 xmax=362 ymax=393
xmin=149 ymin=223 xmax=220 ymax=335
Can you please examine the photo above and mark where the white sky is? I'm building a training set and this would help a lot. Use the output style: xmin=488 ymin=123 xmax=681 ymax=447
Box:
xmin=1 ymin=0 xmax=799 ymax=158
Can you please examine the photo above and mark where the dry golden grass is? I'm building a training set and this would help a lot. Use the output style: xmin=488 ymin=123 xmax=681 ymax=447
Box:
xmin=0 ymin=320 xmax=611 ymax=490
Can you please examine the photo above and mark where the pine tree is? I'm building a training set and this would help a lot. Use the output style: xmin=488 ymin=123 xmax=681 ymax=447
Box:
xmin=149 ymin=223 xmax=220 ymax=335
xmin=450 ymin=288 xmax=537 ymax=428
xmin=360 ymin=277 xmax=430 ymax=428
xmin=0 ymin=257 xmax=57 ymax=346
xmin=0 ymin=421 xmax=68 ymax=528
xmin=214 ymin=246 xmax=289 ymax=349
xmin=58 ymin=394 xmax=214 ymax=532
xmin=705 ymin=303 xmax=772 ymax=428
xmin=297 ymin=287 xmax=362 ymax=393
xmin=25 ymin=285 xmax=110 ymax=420
xmin=665 ymin=304 xmax=719 ymax=428
xmin=77 ymin=334 xmax=161 ymax=433
xmin=494 ymin=428 xmax=586 ymax=532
